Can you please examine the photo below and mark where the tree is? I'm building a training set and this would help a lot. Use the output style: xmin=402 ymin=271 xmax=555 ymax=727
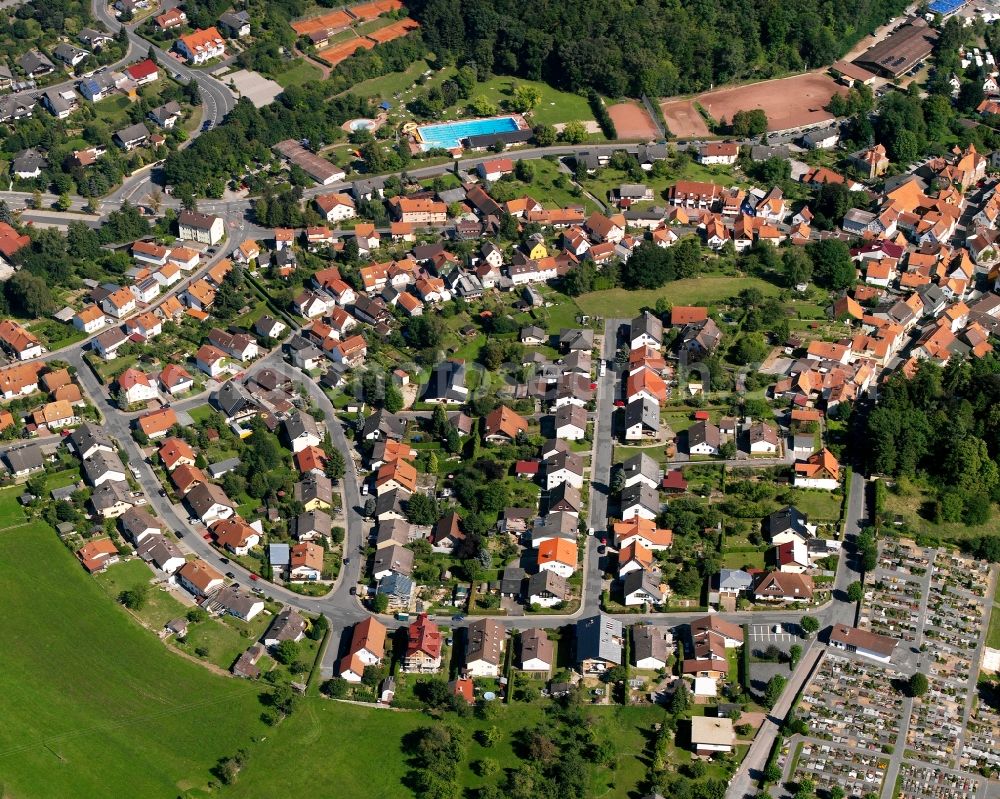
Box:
xmin=510 ymin=84 xmax=542 ymax=111
xmin=847 ymin=580 xmax=864 ymax=603
xmin=731 ymin=108 xmax=768 ymax=138
xmin=719 ymin=440 xmax=737 ymax=459
xmin=362 ymin=663 xmax=388 ymax=687
xmin=325 ymin=449 xmax=345 ymax=481
xmin=763 ymin=674 xmax=786 ymax=708
xmin=119 ymin=586 xmax=148 ymax=610
xmin=323 ymin=677 xmax=349 ymax=698
xmin=406 ymin=493 xmax=438 ymax=525
xmin=55 ymin=194 xmax=72 ymax=212
xmin=372 ymin=593 xmax=389 ymax=613
xmin=560 ymin=120 xmax=587 ymax=144
xmin=5 ymin=270 xmax=53 ymax=317
xmin=384 ymin=382 xmax=404 ymax=413
xmin=273 ymin=639 xmax=299 ymax=665
xmin=807 ymin=239 xmax=854 ymax=290
xmin=799 ymin=615 xmax=819 ymax=637
xmin=669 ymin=679 xmax=690 ymax=714
xmin=794 ymin=778 xmax=815 ymax=799
xmin=788 ymin=644 xmax=802 ymax=668
xmin=908 ymin=672 xmax=928 ymax=697
xmin=533 ymin=124 xmax=557 ymax=146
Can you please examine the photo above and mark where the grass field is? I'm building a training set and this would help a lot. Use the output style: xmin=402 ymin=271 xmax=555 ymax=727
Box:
xmin=0 ymin=519 xmax=270 ymax=799
xmin=523 ymin=157 xmax=600 ymax=212
xmin=340 ymin=58 xmax=431 ymax=100
xmin=883 ymin=480 xmax=1000 ymax=542
xmin=0 ymin=484 xmax=25 ymax=525
xmin=576 ymin=276 xmax=780 ymax=318
xmin=273 ymin=58 xmax=323 ymax=87
xmin=988 ymin=579 xmax=1000 ymax=649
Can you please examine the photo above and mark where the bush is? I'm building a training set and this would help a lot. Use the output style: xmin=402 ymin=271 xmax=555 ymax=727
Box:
xmin=587 ymin=89 xmax=617 ymax=139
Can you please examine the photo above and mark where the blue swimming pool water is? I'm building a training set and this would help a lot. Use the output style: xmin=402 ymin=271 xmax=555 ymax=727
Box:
xmin=417 ymin=116 xmax=519 ymax=150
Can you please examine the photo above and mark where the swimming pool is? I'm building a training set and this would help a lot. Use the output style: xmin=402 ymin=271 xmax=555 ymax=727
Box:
xmin=416 ymin=115 xmax=520 ymax=150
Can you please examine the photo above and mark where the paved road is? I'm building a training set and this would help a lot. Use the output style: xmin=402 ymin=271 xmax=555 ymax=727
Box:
xmin=728 ymin=644 xmax=825 ymax=799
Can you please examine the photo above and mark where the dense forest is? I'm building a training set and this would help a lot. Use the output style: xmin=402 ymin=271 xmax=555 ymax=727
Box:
xmin=407 ymin=0 xmax=910 ymax=97
xmin=866 ymin=358 xmax=1000 ymax=526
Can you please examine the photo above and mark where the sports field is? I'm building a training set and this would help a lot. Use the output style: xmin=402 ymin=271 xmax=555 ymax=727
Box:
xmin=607 ymin=101 xmax=659 ymax=140
xmin=662 ymin=72 xmax=846 ymax=137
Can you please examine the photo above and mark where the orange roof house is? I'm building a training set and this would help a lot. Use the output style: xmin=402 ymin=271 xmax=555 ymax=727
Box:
xmin=158 ymin=436 xmax=196 ymax=471
xmin=483 ymin=405 xmax=529 ymax=442
xmin=77 ymin=538 xmax=120 ymax=573
xmin=537 ymin=537 xmax=578 ymax=573
xmin=171 ymin=463 xmax=206 ymax=494
xmin=794 ymin=448 xmax=840 ymax=484
xmin=137 ymin=406 xmax=178 ymax=439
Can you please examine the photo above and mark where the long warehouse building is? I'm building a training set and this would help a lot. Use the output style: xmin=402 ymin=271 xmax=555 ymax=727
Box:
xmin=852 ymin=17 xmax=939 ymax=78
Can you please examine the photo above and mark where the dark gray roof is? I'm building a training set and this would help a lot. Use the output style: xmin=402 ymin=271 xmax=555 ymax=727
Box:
xmin=69 ymin=422 xmax=114 ymax=457
xmin=82 ymin=449 xmax=126 ymax=485
xmin=4 ymin=445 xmax=43 ymax=473
xmin=624 ymin=397 xmax=659 ymax=431
xmin=12 ymin=147 xmax=46 ymax=173
xmin=265 ymin=607 xmax=306 ymax=644
xmin=293 ymin=474 xmax=333 ymax=508
xmin=214 ymin=379 xmax=255 ymax=417
xmin=632 ymin=623 xmax=669 ymax=663
xmin=620 ymin=482 xmax=659 ymax=515
xmin=621 ymin=452 xmax=660 ymax=485
xmin=294 ymin=508 xmax=332 ymax=537
xmin=90 ymin=480 xmax=133 ymax=512
xmin=362 ymin=408 xmax=404 ymax=440
xmin=114 ymin=122 xmax=151 ymax=144
xmin=763 ymin=506 xmax=810 ymax=538
xmin=527 ymin=569 xmax=570 ymax=600
xmin=377 ymin=571 xmax=414 ymax=599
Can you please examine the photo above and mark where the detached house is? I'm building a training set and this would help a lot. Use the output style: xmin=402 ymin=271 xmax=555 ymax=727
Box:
xmin=793 ymin=448 xmax=840 ymax=490
xmin=176 ymin=27 xmax=226 ymax=65
xmin=178 ymin=210 xmax=225 ymax=245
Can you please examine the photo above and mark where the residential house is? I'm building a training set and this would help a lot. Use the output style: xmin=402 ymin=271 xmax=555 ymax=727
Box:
xmin=403 ymin=613 xmax=442 ymax=673
xmin=137 ymin=406 xmax=177 ymax=439
xmin=576 ymin=614 xmax=623 ymax=672
xmin=77 ymin=538 xmax=120 ymax=573
xmin=633 ymin=624 xmax=671 ymax=669
xmin=117 ymin=367 xmax=157 ymax=405
xmin=177 ymin=558 xmax=224 ymax=598
xmin=176 ymin=27 xmax=226 ymax=64
xmin=289 ymin=541 xmax=324 ymax=581
xmin=520 ymin=628 xmax=554 ymax=671
xmin=688 ymin=420 xmax=720 ymax=455
xmin=185 ymin=482 xmax=235 ymax=524
xmin=177 ymin=210 xmax=225 ymax=245
xmin=526 ymin=570 xmax=571 ymax=608
xmin=283 ymin=411 xmax=321 ymax=454
xmin=793 ymin=448 xmax=840 ymax=490
xmin=211 ymin=517 xmax=260 ymax=556
xmin=465 ymin=619 xmax=506 ymax=678
xmin=754 ymin=571 xmax=814 ymax=602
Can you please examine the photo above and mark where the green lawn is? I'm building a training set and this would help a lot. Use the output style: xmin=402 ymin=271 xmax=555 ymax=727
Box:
xmin=339 ymin=58 xmax=430 ymax=101
xmin=0 ymin=519 xmax=270 ymax=799
xmin=0 ymin=484 xmax=25 ymax=526
xmin=44 ymin=468 xmax=81 ymax=491
xmin=576 ymin=276 xmax=781 ymax=318
xmin=986 ymin=606 xmax=1000 ymax=649
xmin=721 ymin=550 xmax=766 ymax=570
xmin=522 ymin=157 xmax=600 ymax=212
xmin=273 ymin=58 xmax=323 ymax=88
xmin=187 ymin=404 xmax=216 ymax=424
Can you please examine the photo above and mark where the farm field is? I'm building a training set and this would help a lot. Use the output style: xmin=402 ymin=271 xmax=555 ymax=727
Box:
xmin=0 ymin=519 xmax=268 ymax=799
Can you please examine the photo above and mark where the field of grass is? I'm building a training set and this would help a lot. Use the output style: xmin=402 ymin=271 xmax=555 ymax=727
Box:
xmin=0 ymin=519 xmax=270 ymax=799
xmin=522 ymin=157 xmax=600 ymax=212
xmin=187 ymin=404 xmax=216 ymax=424
xmin=0 ymin=484 xmax=25 ymax=525
xmin=987 ymin=579 xmax=1000 ymax=649
xmin=883 ymin=480 xmax=1000 ymax=542
xmin=273 ymin=58 xmax=323 ymax=87
xmin=341 ymin=58 xmax=431 ymax=101
xmin=576 ymin=276 xmax=781 ymax=318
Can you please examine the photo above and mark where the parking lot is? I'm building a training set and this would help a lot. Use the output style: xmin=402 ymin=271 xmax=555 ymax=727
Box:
xmin=748 ymin=623 xmax=798 ymax=642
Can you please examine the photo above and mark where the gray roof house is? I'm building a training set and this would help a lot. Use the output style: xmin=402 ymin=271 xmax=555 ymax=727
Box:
xmin=576 ymin=614 xmax=623 ymax=671
xmin=264 ymin=608 xmax=307 ymax=647
xmin=294 ymin=508 xmax=332 ymax=540
xmin=293 ymin=474 xmax=333 ymax=509
xmin=372 ymin=544 xmax=414 ymax=579
xmin=621 ymin=452 xmax=661 ymax=490
xmin=717 ymin=568 xmax=754 ymax=594
xmin=214 ymin=379 xmax=256 ymax=419
xmin=82 ymin=449 xmax=128 ymax=486
xmin=4 ymin=445 xmax=44 ymax=477
xmin=19 ymin=50 xmax=54 ymax=77
xmin=558 ymin=328 xmax=594 ymax=352
xmin=113 ymin=122 xmax=151 ymax=150
xmin=620 ymin=482 xmax=660 ymax=520
xmin=69 ymin=423 xmax=115 ymax=460
xmin=763 ymin=506 xmax=813 ymax=541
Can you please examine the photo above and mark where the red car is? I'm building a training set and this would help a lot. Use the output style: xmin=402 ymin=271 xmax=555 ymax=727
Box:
xmin=614 ymin=399 xmax=625 ymax=408
xmin=202 ymin=533 xmax=211 ymax=541
xmin=249 ymin=573 xmax=260 ymax=581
